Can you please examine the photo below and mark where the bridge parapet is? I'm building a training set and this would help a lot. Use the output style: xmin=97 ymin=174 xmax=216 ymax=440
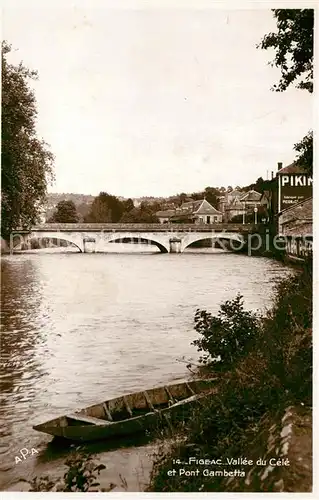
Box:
xmin=13 ymin=223 xmax=254 ymax=233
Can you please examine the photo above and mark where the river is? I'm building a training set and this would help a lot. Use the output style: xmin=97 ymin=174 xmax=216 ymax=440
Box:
xmin=0 ymin=245 xmax=289 ymax=490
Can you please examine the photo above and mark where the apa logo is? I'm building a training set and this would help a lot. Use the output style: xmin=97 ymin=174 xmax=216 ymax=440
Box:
xmin=15 ymin=447 xmax=39 ymax=464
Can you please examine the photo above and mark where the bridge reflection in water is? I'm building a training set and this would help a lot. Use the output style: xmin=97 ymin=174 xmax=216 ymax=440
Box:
xmin=11 ymin=223 xmax=253 ymax=254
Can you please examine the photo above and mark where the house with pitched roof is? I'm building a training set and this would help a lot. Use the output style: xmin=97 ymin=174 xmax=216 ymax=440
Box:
xmin=222 ymin=189 xmax=262 ymax=222
xmin=155 ymin=209 xmax=176 ymax=224
xmin=156 ymin=199 xmax=222 ymax=224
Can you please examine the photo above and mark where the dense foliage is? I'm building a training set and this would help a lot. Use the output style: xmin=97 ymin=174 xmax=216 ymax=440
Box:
xmin=84 ymin=192 xmax=124 ymax=223
xmin=259 ymin=9 xmax=313 ymax=175
xmin=83 ymin=192 xmax=159 ymax=223
xmin=26 ymin=449 xmax=107 ymax=492
xmin=1 ymin=42 xmax=54 ymax=239
xmin=150 ymin=262 xmax=312 ymax=492
xmin=293 ymin=130 xmax=313 ymax=176
xmin=259 ymin=9 xmax=313 ymax=93
xmin=120 ymin=204 xmax=159 ymax=223
xmin=49 ymin=200 xmax=79 ymax=223
xmin=192 ymin=294 xmax=261 ymax=369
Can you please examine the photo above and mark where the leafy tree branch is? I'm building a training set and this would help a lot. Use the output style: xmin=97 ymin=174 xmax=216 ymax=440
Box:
xmin=1 ymin=41 xmax=54 ymax=239
xmin=259 ymin=9 xmax=313 ymax=93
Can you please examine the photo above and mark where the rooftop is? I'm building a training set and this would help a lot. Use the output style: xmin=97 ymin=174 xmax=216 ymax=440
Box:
xmin=181 ymin=199 xmax=222 ymax=214
xmin=227 ymin=189 xmax=243 ymax=198
xmin=156 ymin=199 xmax=222 ymax=218
xmin=156 ymin=209 xmax=176 ymax=218
xmin=239 ymin=190 xmax=262 ymax=202
xmin=277 ymin=162 xmax=308 ymax=175
xmin=180 ymin=200 xmax=203 ymax=212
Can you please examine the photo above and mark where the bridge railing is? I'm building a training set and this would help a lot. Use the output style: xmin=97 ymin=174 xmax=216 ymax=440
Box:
xmin=12 ymin=223 xmax=254 ymax=233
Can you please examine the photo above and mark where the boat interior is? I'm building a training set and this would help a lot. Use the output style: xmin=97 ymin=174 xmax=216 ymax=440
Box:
xmin=70 ymin=381 xmax=199 ymax=424
xmin=35 ymin=379 xmax=216 ymax=430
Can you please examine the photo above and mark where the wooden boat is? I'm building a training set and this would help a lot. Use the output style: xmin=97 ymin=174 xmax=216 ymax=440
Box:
xmin=33 ymin=378 xmax=217 ymax=442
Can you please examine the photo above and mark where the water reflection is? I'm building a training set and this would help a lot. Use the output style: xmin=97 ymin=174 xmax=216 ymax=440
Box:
xmin=1 ymin=260 xmax=45 ymax=419
xmin=0 ymin=260 xmax=45 ymax=477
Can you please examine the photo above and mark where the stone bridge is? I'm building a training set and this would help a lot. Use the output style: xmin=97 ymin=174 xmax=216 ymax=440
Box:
xmin=11 ymin=223 xmax=253 ymax=253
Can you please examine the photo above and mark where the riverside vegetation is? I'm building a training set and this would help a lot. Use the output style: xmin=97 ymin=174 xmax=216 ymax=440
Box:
xmin=22 ymin=448 xmax=108 ymax=492
xmin=148 ymin=260 xmax=312 ymax=492
xmin=21 ymin=261 xmax=312 ymax=492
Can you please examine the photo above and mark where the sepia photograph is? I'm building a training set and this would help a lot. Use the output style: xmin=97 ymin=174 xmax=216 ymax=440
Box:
xmin=1 ymin=0 xmax=314 ymax=494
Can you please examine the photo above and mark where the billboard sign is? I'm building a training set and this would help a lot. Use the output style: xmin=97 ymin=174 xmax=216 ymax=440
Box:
xmin=278 ymin=174 xmax=313 ymax=212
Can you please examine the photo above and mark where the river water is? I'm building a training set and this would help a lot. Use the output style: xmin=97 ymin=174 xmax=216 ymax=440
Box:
xmin=0 ymin=245 xmax=289 ymax=490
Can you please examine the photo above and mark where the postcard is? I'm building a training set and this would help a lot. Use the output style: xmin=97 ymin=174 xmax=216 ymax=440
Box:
xmin=1 ymin=0 xmax=314 ymax=496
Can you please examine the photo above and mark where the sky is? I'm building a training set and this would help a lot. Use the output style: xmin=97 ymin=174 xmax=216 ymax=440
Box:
xmin=3 ymin=1 xmax=314 ymax=198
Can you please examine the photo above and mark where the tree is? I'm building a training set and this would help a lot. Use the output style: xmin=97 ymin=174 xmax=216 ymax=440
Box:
xmin=178 ymin=192 xmax=188 ymax=205
xmin=293 ymin=130 xmax=313 ymax=176
xmin=253 ymin=177 xmax=265 ymax=193
xmin=1 ymin=42 xmax=54 ymax=239
xmin=259 ymin=9 xmax=313 ymax=93
xmin=138 ymin=208 xmax=159 ymax=223
xmin=148 ymin=201 xmax=162 ymax=213
xmin=49 ymin=200 xmax=79 ymax=223
xmin=120 ymin=206 xmax=159 ymax=223
xmin=190 ymin=192 xmax=202 ymax=201
xmin=139 ymin=201 xmax=149 ymax=211
xmin=77 ymin=202 xmax=91 ymax=222
xmin=85 ymin=192 xmax=124 ymax=223
xmin=259 ymin=9 xmax=313 ymax=174
xmin=204 ymin=187 xmax=219 ymax=207
xmin=85 ymin=193 xmax=111 ymax=222
xmin=192 ymin=294 xmax=261 ymax=370
xmin=123 ymin=198 xmax=134 ymax=212
xmin=120 ymin=208 xmax=139 ymax=223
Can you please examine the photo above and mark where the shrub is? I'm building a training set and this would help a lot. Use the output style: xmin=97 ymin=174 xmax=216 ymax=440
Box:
xmin=150 ymin=261 xmax=312 ymax=492
xmin=192 ymin=293 xmax=261 ymax=369
xmin=61 ymin=449 xmax=106 ymax=492
xmin=27 ymin=448 xmax=106 ymax=492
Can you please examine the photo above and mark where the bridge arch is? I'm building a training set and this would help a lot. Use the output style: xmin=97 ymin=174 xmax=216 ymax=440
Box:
xmin=181 ymin=232 xmax=245 ymax=253
xmin=106 ymin=233 xmax=169 ymax=253
xmin=13 ymin=232 xmax=84 ymax=253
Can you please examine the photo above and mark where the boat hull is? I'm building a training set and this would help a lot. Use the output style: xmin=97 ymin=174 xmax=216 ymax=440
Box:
xmin=33 ymin=378 xmax=217 ymax=442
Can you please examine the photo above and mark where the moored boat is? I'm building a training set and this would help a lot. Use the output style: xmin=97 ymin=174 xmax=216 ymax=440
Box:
xmin=33 ymin=378 xmax=217 ymax=442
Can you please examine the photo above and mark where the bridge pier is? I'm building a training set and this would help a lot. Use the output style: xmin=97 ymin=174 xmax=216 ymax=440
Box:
xmin=10 ymin=232 xmax=29 ymax=252
xmin=169 ymin=237 xmax=182 ymax=253
xmin=83 ymin=238 xmax=96 ymax=253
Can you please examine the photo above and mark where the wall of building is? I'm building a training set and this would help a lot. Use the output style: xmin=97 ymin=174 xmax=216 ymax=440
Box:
xmin=278 ymin=197 xmax=312 ymax=261
xmin=279 ymin=198 xmax=312 ymax=235
xmin=195 ymin=214 xmax=222 ymax=224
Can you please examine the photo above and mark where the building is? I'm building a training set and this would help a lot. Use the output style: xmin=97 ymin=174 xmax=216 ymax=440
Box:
xmin=217 ymin=189 xmax=242 ymax=221
xmin=278 ymin=197 xmax=312 ymax=261
xmin=220 ymin=189 xmax=262 ymax=222
xmin=156 ymin=199 xmax=223 ymax=224
xmin=156 ymin=209 xmax=176 ymax=224
xmin=258 ymin=161 xmax=313 ymax=261
xmin=259 ymin=162 xmax=313 ymax=229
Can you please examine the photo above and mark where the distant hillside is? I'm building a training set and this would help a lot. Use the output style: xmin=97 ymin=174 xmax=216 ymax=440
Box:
xmin=46 ymin=193 xmax=95 ymax=206
xmin=44 ymin=193 xmax=96 ymax=221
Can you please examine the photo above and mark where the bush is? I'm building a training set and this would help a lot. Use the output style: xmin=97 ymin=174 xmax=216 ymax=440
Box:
xmin=192 ymin=293 xmax=261 ymax=369
xmin=26 ymin=448 xmax=106 ymax=492
xmin=149 ymin=261 xmax=312 ymax=492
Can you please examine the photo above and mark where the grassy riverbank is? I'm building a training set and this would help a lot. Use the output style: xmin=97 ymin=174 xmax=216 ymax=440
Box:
xmin=148 ymin=260 xmax=312 ymax=492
